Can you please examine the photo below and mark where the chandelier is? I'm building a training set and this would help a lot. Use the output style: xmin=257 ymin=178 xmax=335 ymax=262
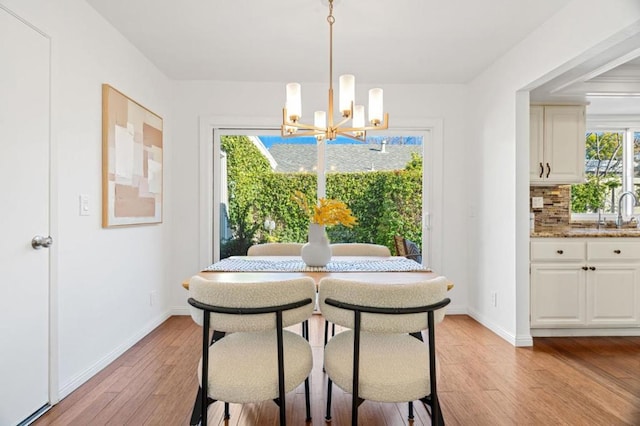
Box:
xmin=281 ymin=0 xmax=389 ymax=142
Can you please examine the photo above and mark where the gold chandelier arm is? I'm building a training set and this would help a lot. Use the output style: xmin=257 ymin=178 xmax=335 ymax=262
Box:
xmin=280 ymin=128 xmax=326 ymax=139
xmin=334 ymin=131 xmax=366 ymax=142
xmin=283 ymin=121 xmax=325 ymax=131
xmin=282 ymin=108 xmax=324 ymax=130
xmin=332 ymin=113 xmax=353 ymax=130
xmin=282 ymin=108 xmax=327 ymax=137
xmin=339 ymin=113 xmax=390 ymax=133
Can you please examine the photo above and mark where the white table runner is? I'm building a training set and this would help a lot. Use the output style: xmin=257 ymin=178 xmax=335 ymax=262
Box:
xmin=203 ymin=257 xmax=430 ymax=272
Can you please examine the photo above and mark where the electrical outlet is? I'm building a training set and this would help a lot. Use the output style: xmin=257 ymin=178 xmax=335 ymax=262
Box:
xmin=532 ymin=197 xmax=544 ymax=209
xmin=491 ymin=292 xmax=498 ymax=307
xmin=149 ymin=291 xmax=157 ymax=306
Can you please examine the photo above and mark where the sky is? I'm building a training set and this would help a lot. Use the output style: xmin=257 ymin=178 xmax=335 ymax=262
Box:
xmin=258 ymin=135 xmax=422 ymax=149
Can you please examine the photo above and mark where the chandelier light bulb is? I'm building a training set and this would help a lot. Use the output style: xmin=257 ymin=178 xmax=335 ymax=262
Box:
xmin=314 ymin=110 xmax=327 ymax=127
xmin=339 ymin=74 xmax=355 ymax=117
xmin=368 ymin=88 xmax=383 ymax=125
xmin=286 ymin=83 xmax=302 ymax=122
xmin=352 ymin=105 xmax=365 ymax=127
xmin=314 ymin=111 xmax=327 ymax=141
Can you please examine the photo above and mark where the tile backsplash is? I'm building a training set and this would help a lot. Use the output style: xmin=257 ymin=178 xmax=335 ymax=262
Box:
xmin=530 ymin=185 xmax=571 ymax=231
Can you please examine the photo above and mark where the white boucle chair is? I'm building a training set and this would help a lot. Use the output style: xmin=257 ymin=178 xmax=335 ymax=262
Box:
xmin=329 ymin=243 xmax=391 ymax=257
xmin=318 ymin=276 xmax=450 ymax=426
xmin=247 ymin=242 xmax=304 ymax=256
xmin=188 ymin=275 xmax=316 ymax=426
xmin=324 ymin=243 xmax=391 ymax=346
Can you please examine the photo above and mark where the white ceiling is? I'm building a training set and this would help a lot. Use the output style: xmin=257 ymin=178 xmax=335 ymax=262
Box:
xmin=531 ymin=46 xmax=640 ymax=116
xmin=84 ymin=0 xmax=573 ymax=84
xmin=85 ymin=0 xmax=640 ymax=115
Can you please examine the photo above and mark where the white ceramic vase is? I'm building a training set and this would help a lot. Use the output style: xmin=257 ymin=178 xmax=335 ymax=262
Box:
xmin=301 ymin=223 xmax=332 ymax=267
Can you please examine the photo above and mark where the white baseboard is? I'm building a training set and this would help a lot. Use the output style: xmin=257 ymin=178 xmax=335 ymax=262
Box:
xmin=444 ymin=303 xmax=466 ymax=315
xmin=466 ymin=307 xmax=533 ymax=347
xmin=515 ymin=334 xmax=534 ymax=346
xmin=172 ymin=306 xmax=190 ymax=316
xmin=58 ymin=310 xmax=172 ymax=399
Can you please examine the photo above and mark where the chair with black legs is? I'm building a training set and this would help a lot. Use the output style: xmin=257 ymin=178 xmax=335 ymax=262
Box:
xmin=319 ymin=276 xmax=450 ymax=426
xmin=393 ymin=235 xmax=423 ymax=264
xmin=188 ymin=275 xmax=316 ymax=426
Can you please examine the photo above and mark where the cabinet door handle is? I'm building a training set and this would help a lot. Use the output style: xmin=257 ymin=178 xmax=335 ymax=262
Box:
xmin=589 ymin=266 xmax=596 ymax=271
xmin=614 ymin=249 xmax=621 ymax=254
xmin=539 ymin=162 xmax=544 ymax=178
xmin=556 ymin=250 xmax=563 ymax=254
xmin=546 ymin=162 xmax=551 ymax=178
xmin=582 ymin=266 xmax=588 ymax=270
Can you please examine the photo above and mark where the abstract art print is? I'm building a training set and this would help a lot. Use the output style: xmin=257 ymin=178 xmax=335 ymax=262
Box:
xmin=102 ymin=84 xmax=163 ymax=227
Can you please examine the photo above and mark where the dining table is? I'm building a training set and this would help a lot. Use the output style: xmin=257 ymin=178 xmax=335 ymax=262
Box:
xmin=181 ymin=255 xmax=453 ymax=291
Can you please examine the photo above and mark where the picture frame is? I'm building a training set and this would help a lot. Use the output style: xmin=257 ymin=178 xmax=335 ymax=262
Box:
xmin=102 ymin=84 xmax=163 ymax=227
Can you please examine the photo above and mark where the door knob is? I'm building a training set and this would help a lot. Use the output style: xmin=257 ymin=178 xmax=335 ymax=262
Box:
xmin=32 ymin=235 xmax=53 ymax=249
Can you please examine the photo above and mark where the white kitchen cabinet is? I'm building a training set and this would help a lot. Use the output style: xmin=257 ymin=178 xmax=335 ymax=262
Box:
xmin=531 ymin=263 xmax=586 ymax=326
xmin=530 ymin=105 xmax=586 ymax=185
xmin=586 ymin=240 xmax=640 ymax=326
xmin=587 ymin=264 xmax=640 ymax=325
xmin=530 ymin=239 xmax=640 ymax=330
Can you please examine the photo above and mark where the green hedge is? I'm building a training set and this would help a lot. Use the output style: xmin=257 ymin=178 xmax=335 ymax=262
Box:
xmin=221 ymin=136 xmax=422 ymax=257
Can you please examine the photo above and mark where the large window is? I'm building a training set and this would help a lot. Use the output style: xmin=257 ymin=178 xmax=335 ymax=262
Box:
xmin=571 ymin=129 xmax=640 ymax=218
xmin=217 ymin=133 xmax=425 ymax=259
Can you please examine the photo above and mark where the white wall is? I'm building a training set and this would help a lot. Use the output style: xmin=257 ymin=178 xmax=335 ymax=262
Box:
xmin=467 ymin=0 xmax=640 ymax=345
xmin=0 ymin=0 xmax=173 ymax=399
xmin=168 ymin=81 xmax=471 ymax=315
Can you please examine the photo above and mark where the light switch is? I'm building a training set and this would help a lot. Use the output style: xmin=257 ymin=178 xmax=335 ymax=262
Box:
xmin=532 ymin=197 xmax=544 ymax=209
xmin=79 ymin=194 xmax=90 ymax=216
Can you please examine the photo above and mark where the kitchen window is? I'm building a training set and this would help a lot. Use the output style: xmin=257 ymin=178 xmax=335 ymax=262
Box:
xmin=571 ymin=129 xmax=640 ymax=219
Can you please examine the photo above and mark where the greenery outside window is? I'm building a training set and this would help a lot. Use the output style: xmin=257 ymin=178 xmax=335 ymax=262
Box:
xmin=218 ymin=134 xmax=425 ymax=258
xmin=571 ymin=129 xmax=640 ymax=219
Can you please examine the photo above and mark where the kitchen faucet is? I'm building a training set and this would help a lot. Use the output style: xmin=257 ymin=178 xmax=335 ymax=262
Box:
xmin=616 ymin=191 xmax=638 ymax=228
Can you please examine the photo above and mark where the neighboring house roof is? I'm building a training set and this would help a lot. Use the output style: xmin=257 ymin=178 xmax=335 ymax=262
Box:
xmin=585 ymin=158 xmax=622 ymax=174
xmin=267 ymin=142 xmax=421 ymax=173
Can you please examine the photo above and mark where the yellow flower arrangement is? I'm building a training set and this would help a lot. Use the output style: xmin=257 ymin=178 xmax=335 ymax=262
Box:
xmin=293 ymin=190 xmax=357 ymax=228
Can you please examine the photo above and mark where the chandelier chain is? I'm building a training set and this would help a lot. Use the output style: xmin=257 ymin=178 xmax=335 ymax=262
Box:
xmin=328 ymin=1 xmax=334 ymax=92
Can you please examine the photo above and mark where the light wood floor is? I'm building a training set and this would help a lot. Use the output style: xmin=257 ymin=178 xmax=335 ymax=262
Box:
xmin=34 ymin=315 xmax=640 ymax=425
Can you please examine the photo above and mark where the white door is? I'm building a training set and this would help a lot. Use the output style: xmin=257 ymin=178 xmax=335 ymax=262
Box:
xmin=0 ymin=6 xmax=51 ymax=425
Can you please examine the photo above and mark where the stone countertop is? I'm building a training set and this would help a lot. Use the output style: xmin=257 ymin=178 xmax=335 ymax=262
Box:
xmin=532 ymin=227 xmax=640 ymax=238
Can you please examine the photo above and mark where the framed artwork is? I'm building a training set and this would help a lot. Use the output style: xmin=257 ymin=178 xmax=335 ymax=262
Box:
xmin=102 ymin=84 xmax=163 ymax=227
